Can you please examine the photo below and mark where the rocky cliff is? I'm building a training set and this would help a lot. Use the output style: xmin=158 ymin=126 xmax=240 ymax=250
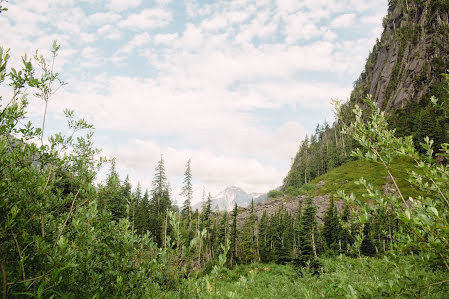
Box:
xmin=351 ymin=0 xmax=449 ymax=109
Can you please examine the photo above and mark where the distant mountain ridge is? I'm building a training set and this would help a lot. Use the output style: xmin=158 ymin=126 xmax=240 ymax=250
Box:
xmin=193 ymin=186 xmax=268 ymax=212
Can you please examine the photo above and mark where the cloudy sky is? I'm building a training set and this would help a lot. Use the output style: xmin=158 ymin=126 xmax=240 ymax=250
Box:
xmin=0 ymin=0 xmax=387 ymax=206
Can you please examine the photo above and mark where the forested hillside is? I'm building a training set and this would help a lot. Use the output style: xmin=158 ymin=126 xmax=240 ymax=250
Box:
xmin=283 ymin=0 xmax=449 ymax=193
xmin=1 ymin=0 xmax=449 ymax=298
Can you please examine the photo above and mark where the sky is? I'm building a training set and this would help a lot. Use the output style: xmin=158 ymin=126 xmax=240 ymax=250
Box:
xmin=0 ymin=0 xmax=388 ymax=206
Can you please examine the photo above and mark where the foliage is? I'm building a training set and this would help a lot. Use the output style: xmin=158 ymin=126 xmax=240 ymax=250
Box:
xmin=267 ymin=189 xmax=282 ymax=198
xmin=336 ymin=86 xmax=449 ymax=282
xmin=172 ymin=255 xmax=449 ymax=298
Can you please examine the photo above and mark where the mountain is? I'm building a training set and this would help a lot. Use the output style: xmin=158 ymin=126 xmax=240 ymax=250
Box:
xmin=193 ymin=186 xmax=268 ymax=211
xmin=351 ymin=0 xmax=449 ymax=109
xmin=249 ymin=0 xmax=449 ymax=224
xmin=282 ymin=0 xmax=449 ymax=194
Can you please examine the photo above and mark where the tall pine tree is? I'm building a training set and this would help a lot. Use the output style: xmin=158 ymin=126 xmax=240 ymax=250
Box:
xmin=180 ymin=159 xmax=193 ymax=230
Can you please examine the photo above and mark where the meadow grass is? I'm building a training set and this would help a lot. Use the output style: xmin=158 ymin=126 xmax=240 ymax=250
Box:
xmin=172 ymin=255 xmax=449 ymax=298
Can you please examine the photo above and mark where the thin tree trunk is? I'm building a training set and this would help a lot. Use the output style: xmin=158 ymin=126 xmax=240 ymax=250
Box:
xmin=41 ymin=100 xmax=48 ymax=146
xmin=311 ymin=229 xmax=318 ymax=260
xmin=1 ymin=259 xmax=6 ymax=299
xmin=12 ymin=234 xmax=25 ymax=281
xmin=132 ymin=203 xmax=135 ymax=234
xmin=163 ymin=212 xmax=168 ymax=249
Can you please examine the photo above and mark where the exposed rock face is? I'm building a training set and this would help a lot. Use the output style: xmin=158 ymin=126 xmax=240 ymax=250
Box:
xmin=351 ymin=0 xmax=449 ymax=109
xmin=237 ymin=194 xmax=345 ymax=226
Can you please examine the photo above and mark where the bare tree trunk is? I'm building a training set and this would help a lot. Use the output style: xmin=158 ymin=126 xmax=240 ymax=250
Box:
xmin=1 ymin=258 xmax=6 ymax=299
xmin=334 ymin=127 xmax=339 ymax=147
xmin=341 ymin=133 xmax=347 ymax=156
xmin=311 ymin=230 xmax=318 ymax=260
xmin=132 ymin=203 xmax=135 ymax=234
xmin=163 ymin=212 xmax=168 ymax=249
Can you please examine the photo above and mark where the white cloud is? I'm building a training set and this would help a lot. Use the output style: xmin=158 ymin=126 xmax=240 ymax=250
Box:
xmin=107 ymin=0 xmax=142 ymax=12
xmin=331 ymin=13 xmax=356 ymax=28
xmin=0 ymin=0 xmax=388 ymax=196
xmin=153 ymin=33 xmax=178 ymax=45
xmin=80 ymin=32 xmax=97 ymax=43
xmin=119 ymin=8 xmax=172 ymax=30
xmin=97 ymin=24 xmax=122 ymax=40
xmin=119 ymin=32 xmax=151 ymax=53
xmin=87 ymin=12 xmax=121 ymax=26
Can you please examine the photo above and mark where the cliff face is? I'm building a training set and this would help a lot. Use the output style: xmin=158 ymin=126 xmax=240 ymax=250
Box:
xmin=351 ymin=0 xmax=449 ymax=109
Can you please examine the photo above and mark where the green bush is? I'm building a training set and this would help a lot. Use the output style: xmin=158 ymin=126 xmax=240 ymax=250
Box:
xmin=267 ymin=189 xmax=283 ymax=198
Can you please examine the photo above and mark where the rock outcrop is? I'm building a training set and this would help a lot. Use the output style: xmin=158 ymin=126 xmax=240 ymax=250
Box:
xmin=351 ymin=0 xmax=449 ymax=109
xmin=237 ymin=193 xmax=345 ymax=226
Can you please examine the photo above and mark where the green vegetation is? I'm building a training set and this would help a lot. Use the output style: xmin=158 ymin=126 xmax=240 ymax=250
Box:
xmin=1 ymin=1 xmax=449 ymax=297
xmin=167 ymin=256 xmax=449 ymax=298
xmin=287 ymin=158 xmax=422 ymax=200
xmin=267 ymin=189 xmax=282 ymax=198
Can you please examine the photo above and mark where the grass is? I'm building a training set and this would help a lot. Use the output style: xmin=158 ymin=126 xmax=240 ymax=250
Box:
xmin=286 ymin=158 xmax=423 ymax=200
xmin=170 ymin=255 xmax=449 ymax=298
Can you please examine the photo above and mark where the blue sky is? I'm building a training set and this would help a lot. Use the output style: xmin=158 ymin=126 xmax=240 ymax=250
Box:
xmin=0 ymin=0 xmax=387 ymax=205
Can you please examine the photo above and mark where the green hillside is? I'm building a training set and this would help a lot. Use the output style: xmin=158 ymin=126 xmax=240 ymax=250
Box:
xmin=285 ymin=158 xmax=422 ymax=200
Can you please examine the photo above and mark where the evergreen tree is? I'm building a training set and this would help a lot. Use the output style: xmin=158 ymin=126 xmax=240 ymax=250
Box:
xmin=201 ymin=192 xmax=212 ymax=230
xmin=297 ymin=199 xmax=318 ymax=265
xmin=322 ymin=198 xmax=341 ymax=252
xmin=98 ymin=160 xmax=127 ymax=222
xmin=258 ymin=210 xmax=270 ymax=262
xmin=277 ymin=208 xmax=294 ymax=264
xmin=339 ymin=204 xmax=352 ymax=253
xmin=217 ymin=211 xmax=229 ymax=256
xmin=180 ymin=159 xmax=193 ymax=230
xmin=240 ymin=200 xmax=258 ymax=263
xmin=294 ymin=201 xmax=302 ymax=257
xmin=230 ymin=203 xmax=238 ymax=265
xmin=149 ymin=155 xmax=172 ymax=246
xmin=360 ymin=223 xmax=376 ymax=257
xmin=135 ymin=189 xmax=150 ymax=235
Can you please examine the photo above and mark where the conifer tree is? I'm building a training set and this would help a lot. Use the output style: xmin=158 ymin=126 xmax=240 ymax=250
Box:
xmin=258 ymin=210 xmax=270 ymax=262
xmin=181 ymin=159 xmax=193 ymax=230
xmin=297 ymin=199 xmax=318 ymax=265
xmin=98 ymin=160 xmax=127 ymax=221
xmin=293 ymin=201 xmax=302 ymax=257
xmin=240 ymin=200 xmax=258 ymax=263
xmin=135 ymin=189 xmax=150 ymax=235
xmin=322 ymin=198 xmax=341 ymax=252
xmin=122 ymin=175 xmax=135 ymax=232
xmin=277 ymin=208 xmax=294 ymax=264
xmin=201 ymin=192 xmax=212 ymax=230
xmin=149 ymin=155 xmax=172 ymax=246
xmin=360 ymin=222 xmax=376 ymax=257
xmin=230 ymin=203 xmax=238 ymax=265
xmin=339 ymin=204 xmax=352 ymax=253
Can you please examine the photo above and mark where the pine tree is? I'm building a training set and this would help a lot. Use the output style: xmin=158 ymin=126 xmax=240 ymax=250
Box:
xmin=240 ymin=200 xmax=258 ymax=263
xmin=277 ymin=208 xmax=293 ymax=264
xmin=294 ymin=201 xmax=302 ymax=257
xmin=180 ymin=159 xmax=193 ymax=230
xmin=98 ymin=160 xmax=127 ymax=222
xmin=322 ymin=198 xmax=341 ymax=252
xmin=149 ymin=155 xmax=172 ymax=246
xmin=360 ymin=222 xmax=376 ymax=257
xmin=201 ymin=192 xmax=212 ymax=230
xmin=217 ymin=211 xmax=229 ymax=256
xmin=258 ymin=210 xmax=270 ymax=262
xmin=135 ymin=189 xmax=150 ymax=235
xmin=121 ymin=175 xmax=135 ymax=233
xmin=339 ymin=204 xmax=352 ymax=253
xmin=297 ymin=199 xmax=318 ymax=265
xmin=230 ymin=203 xmax=238 ymax=265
